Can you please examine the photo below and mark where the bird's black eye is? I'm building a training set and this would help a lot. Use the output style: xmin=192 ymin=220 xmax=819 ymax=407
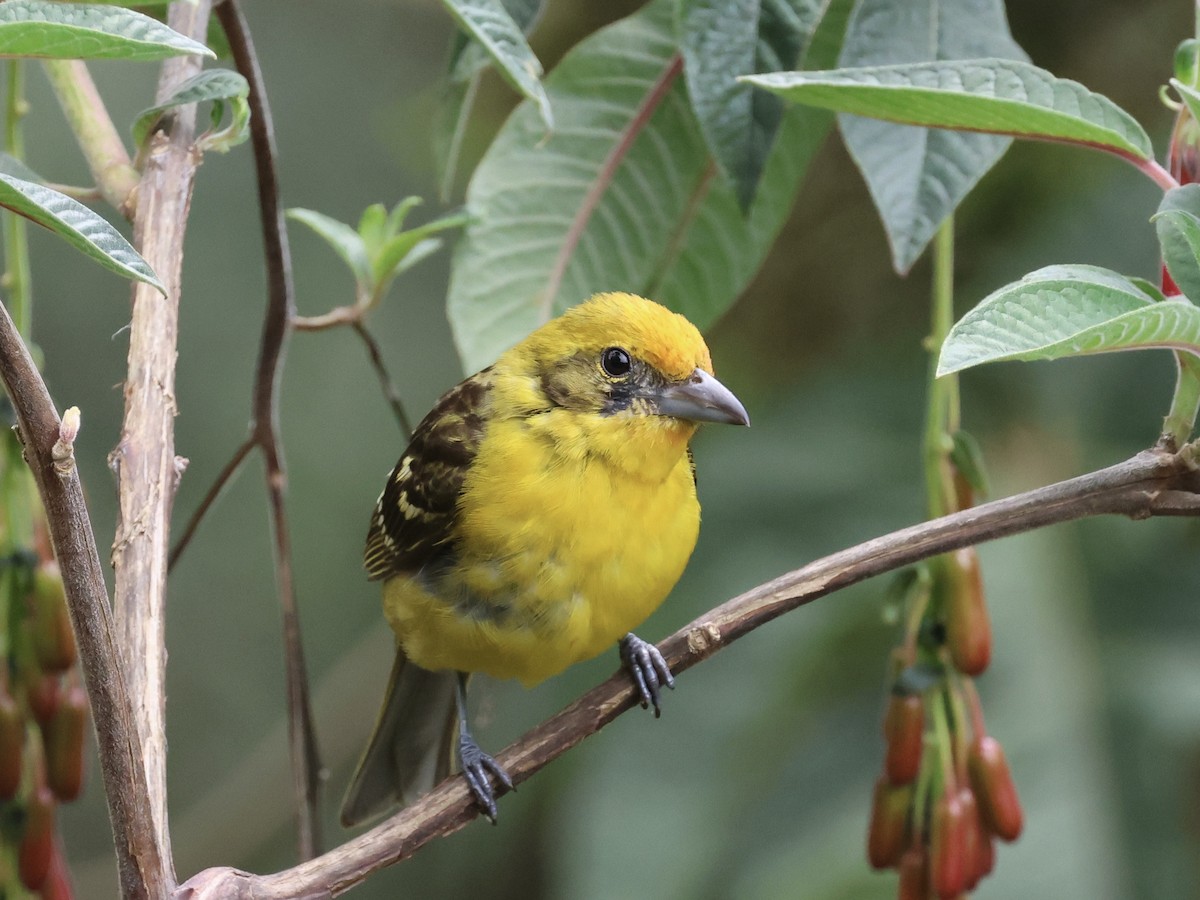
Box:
xmin=601 ymin=347 xmax=632 ymax=377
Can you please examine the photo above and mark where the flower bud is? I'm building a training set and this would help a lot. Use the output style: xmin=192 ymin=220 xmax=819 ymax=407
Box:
xmin=968 ymin=735 xmax=1023 ymax=841
xmin=0 ymin=685 xmax=23 ymax=799
xmin=40 ymin=838 xmax=72 ymax=900
xmin=897 ymin=847 xmax=929 ymax=900
xmin=930 ymin=789 xmax=968 ymax=899
xmin=25 ymin=668 xmax=60 ymax=727
xmin=867 ymin=776 xmax=911 ymax=869
xmin=944 ymin=548 xmax=991 ymax=676
xmin=18 ymin=782 xmax=55 ymax=890
xmin=31 ymin=563 xmax=76 ymax=674
xmin=957 ymin=788 xmax=989 ymax=891
xmin=883 ymin=693 xmax=924 ymax=785
xmin=45 ymin=680 xmax=87 ymax=802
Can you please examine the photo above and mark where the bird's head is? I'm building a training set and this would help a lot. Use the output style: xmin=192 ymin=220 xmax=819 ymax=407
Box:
xmin=504 ymin=292 xmax=749 ymax=430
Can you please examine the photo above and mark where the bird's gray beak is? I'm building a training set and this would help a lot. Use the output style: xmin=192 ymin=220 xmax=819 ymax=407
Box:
xmin=655 ymin=368 xmax=750 ymax=426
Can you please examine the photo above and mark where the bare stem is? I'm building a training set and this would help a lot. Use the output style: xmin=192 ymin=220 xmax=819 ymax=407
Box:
xmin=3 ymin=61 xmax=31 ymax=338
xmin=39 ymin=59 xmax=139 ymax=217
xmin=168 ymin=436 xmax=254 ymax=571
xmin=215 ymin=0 xmax=323 ymax=860
xmin=351 ymin=321 xmax=413 ymax=437
xmin=923 ymin=218 xmax=958 ymax=520
xmin=291 ymin=305 xmax=362 ymax=331
xmin=174 ymin=444 xmax=1200 ymax=899
xmin=0 ymin=299 xmax=167 ymax=899
xmin=110 ymin=1 xmax=213 ymax=887
xmin=1134 ymin=155 xmax=1181 ymax=191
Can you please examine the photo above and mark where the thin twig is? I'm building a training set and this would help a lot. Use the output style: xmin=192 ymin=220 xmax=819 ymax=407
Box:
xmin=291 ymin=305 xmax=362 ymax=331
xmin=215 ymin=0 xmax=323 ymax=860
xmin=292 ymin=305 xmax=413 ymax=435
xmin=174 ymin=444 xmax=1200 ymax=899
xmin=351 ymin=320 xmax=413 ymax=437
xmin=0 ymin=299 xmax=167 ymax=899
xmin=110 ymin=1 xmax=212 ymax=887
xmin=168 ymin=436 xmax=254 ymax=571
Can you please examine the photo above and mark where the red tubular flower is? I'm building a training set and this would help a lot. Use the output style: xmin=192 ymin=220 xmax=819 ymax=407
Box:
xmin=968 ymin=735 xmax=1024 ymax=842
xmin=883 ymin=693 xmax=924 ymax=785
xmin=867 ymin=776 xmax=912 ymax=869
xmin=944 ymin=548 xmax=991 ymax=676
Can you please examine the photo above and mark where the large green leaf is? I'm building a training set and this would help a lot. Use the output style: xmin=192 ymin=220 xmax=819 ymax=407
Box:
xmin=744 ymin=57 xmax=1154 ymax=162
xmin=936 ymin=265 xmax=1195 ymax=376
xmin=447 ymin=0 xmax=850 ymax=372
xmin=0 ymin=0 xmax=213 ymax=61
xmin=0 ymin=173 xmax=162 ymax=291
xmin=435 ymin=0 xmax=543 ymax=199
xmin=677 ymin=0 xmax=822 ymax=212
xmin=439 ymin=0 xmax=552 ymax=132
xmin=1154 ymin=184 xmax=1200 ymax=302
xmin=835 ymin=0 xmax=1026 ymax=273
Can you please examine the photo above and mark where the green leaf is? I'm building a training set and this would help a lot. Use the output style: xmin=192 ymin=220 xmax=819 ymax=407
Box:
xmin=744 ymin=57 xmax=1154 ymax=162
xmin=446 ymin=0 xmax=542 ymax=82
xmin=0 ymin=173 xmax=161 ymax=291
xmin=446 ymin=0 xmax=851 ymax=372
xmin=388 ymin=238 xmax=444 ymax=277
xmin=372 ymin=211 xmax=468 ymax=285
xmin=132 ymin=69 xmax=250 ymax=151
xmin=1175 ymin=39 xmax=1200 ymax=89
xmin=287 ymin=208 xmax=370 ymax=285
xmin=936 ymin=265 xmax=1193 ymax=376
xmin=834 ymin=0 xmax=1027 ymax=273
xmin=439 ymin=0 xmax=552 ymax=132
xmin=1170 ymin=78 xmax=1200 ymax=136
xmin=0 ymin=153 xmax=44 ymax=184
xmin=435 ymin=0 xmax=543 ymax=200
xmin=357 ymin=203 xmax=388 ymax=255
xmin=384 ymin=196 xmax=425 ymax=241
xmin=0 ymin=0 xmax=214 ymax=61
xmin=1154 ymin=185 xmax=1200 ymax=302
xmin=677 ymin=0 xmax=822 ymax=212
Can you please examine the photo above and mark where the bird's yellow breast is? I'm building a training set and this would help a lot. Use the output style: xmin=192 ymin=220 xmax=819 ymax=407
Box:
xmin=382 ymin=409 xmax=700 ymax=686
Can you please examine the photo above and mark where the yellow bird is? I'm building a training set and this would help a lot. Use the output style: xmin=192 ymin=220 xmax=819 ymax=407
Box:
xmin=341 ymin=292 xmax=748 ymax=826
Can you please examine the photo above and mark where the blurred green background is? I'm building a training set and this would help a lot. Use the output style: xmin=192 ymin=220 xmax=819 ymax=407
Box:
xmin=7 ymin=0 xmax=1200 ymax=896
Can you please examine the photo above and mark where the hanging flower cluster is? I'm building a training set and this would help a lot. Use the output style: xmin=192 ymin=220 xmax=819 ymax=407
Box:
xmin=868 ymin=443 xmax=1023 ymax=898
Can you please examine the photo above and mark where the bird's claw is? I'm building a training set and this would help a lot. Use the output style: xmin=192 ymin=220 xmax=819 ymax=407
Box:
xmin=619 ymin=632 xmax=675 ymax=717
xmin=458 ymin=733 xmax=513 ymax=824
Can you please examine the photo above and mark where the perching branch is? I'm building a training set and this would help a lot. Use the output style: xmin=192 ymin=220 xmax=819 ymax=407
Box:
xmin=0 ymin=299 xmax=168 ymax=900
xmin=174 ymin=442 xmax=1200 ymax=899
xmin=212 ymin=0 xmax=323 ymax=860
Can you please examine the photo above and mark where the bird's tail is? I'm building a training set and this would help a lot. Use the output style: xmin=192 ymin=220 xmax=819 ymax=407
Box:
xmin=340 ymin=648 xmax=459 ymax=827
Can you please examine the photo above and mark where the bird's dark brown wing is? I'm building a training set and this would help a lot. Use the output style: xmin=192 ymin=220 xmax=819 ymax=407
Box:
xmin=363 ymin=368 xmax=493 ymax=581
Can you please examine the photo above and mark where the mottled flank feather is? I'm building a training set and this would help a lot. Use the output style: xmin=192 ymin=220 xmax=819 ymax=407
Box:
xmin=363 ymin=369 xmax=493 ymax=581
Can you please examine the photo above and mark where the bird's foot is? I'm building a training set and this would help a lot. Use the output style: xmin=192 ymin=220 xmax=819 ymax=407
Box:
xmin=619 ymin=632 xmax=675 ymax=717
xmin=458 ymin=733 xmax=513 ymax=824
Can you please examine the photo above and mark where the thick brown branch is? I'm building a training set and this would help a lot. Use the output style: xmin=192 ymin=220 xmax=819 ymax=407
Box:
xmin=0 ymin=300 xmax=167 ymax=899
xmin=216 ymin=0 xmax=323 ymax=860
xmin=174 ymin=445 xmax=1200 ymax=898
xmin=110 ymin=0 xmax=212 ymax=887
